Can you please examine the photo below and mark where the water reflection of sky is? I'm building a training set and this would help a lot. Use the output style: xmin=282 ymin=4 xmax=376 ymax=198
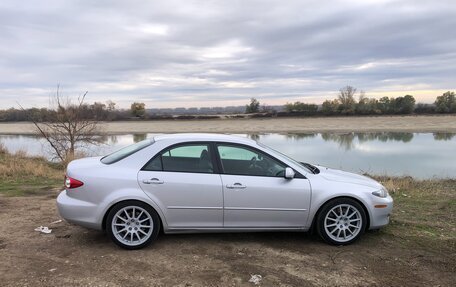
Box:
xmin=0 ymin=132 xmax=455 ymax=179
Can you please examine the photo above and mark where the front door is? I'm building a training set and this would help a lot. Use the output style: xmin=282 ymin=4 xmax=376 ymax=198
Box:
xmin=216 ymin=144 xmax=311 ymax=228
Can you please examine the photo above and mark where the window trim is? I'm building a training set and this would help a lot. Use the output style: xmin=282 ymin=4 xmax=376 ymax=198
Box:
xmin=140 ymin=140 xmax=306 ymax=179
xmin=141 ymin=141 xmax=220 ymax=174
xmin=214 ymin=142 xmax=306 ymax=179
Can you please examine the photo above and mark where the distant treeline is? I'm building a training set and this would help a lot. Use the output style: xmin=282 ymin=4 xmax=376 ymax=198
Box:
xmin=0 ymin=102 xmax=132 ymax=122
xmin=280 ymin=89 xmax=455 ymax=116
xmin=248 ymin=87 xmax=455 ymax=117
xmin=1 ymin=88 xmax=454 ymax=122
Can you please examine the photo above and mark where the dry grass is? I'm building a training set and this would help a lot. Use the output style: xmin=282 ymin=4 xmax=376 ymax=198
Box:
xmin=61 ymin=150 xmax=89 ymax=167
xmin=0 ymin=151 xmax=62 ymax=180
xmin=0 ymin=142 xmax=63 ymax=196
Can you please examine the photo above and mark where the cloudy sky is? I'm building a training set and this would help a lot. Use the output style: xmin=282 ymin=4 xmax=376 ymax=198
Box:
xmin=1 ymin=0 xmax=455 ymax=109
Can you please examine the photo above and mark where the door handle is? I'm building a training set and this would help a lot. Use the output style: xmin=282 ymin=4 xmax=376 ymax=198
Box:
xmin=226 ymin=183 xmax=246 ymax=189
xmin=143 ymin=178 xmax=164 ymax=184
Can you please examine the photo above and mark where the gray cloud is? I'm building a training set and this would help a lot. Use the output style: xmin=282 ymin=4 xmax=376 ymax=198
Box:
xmin=0 ymin=0 xmax=455 ymax=108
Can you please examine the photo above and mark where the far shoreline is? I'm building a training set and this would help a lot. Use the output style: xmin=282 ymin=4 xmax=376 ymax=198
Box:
xmin=0 ymin=114 xmax=455 ymax=135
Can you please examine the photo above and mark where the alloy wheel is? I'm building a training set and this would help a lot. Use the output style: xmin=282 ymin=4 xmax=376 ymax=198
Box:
xmin=111 ymin=206 xmax=154 ymax=246
xmin=323 ymin=204 xmax=362 ymax=243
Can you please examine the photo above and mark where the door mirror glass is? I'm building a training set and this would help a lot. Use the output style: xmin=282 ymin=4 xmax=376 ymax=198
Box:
xmin=284 ymin=167 xmax=295 ymax=179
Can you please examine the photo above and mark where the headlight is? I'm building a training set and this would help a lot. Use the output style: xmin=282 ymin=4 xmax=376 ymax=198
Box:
xmin=372 ymin=187 xmax=388 ymax=198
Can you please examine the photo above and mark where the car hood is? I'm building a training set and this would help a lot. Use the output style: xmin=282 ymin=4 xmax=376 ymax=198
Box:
xmin=316 ymin=165 xmax=382 ymax=189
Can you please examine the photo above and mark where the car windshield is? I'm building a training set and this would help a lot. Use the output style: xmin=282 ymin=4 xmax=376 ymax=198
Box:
xmin=256 ymin=142 xmax=318 ymax=174
xmin=101 ymin=139 xmax=154 ymax=164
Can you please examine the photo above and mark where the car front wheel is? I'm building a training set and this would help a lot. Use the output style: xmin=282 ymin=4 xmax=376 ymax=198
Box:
xmin=317 ymin=198 xmax=367 ymax=245
xmin=106 ymin=201 xmax=160 ymax=249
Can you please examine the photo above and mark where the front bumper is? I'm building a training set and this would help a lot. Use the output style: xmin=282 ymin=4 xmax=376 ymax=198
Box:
xmin=369 ymin=194 xmax=393 ymax=229
xmin=56 ymin=190 xmax=102 ymax=230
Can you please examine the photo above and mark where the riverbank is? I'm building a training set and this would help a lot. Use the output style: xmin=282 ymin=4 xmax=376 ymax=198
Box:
xmin=0 ymin=115 xmax=455 ymax=134
xmin=0 ymin=150 xmax=454 ymax=286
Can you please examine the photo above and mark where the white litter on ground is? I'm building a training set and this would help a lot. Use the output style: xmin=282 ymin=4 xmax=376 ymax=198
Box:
xmin=50 ymin=219 xmax=62 ymax=224
xmin=249 ymin=274 xmax=262 ymax=285
xmin=48 ymin=268 xmax=57 ymax=272
xmin=34 ymin=226 xmax=52 ymax=234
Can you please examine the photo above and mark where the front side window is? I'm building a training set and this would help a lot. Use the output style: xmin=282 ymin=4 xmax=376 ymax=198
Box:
xmin=143 ymin=144 xmax=214 ymax=173
xmin=217 ymin=145 xmax=286 ymax=177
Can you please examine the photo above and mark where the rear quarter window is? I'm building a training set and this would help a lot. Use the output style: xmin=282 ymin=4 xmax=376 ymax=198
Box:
xmin=101 ymin=139 xmax=154 ymax=164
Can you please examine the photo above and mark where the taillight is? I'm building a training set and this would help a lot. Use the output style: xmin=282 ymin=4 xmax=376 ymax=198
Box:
xmin=64 ymin=175 xmax=84 ymax=189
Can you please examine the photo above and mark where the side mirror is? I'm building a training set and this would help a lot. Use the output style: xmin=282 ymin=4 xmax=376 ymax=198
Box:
xmin=284 ymin=167 xmax=295 ymax=179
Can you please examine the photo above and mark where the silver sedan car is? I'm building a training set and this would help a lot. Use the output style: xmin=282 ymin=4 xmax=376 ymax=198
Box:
xmin=57 ymin=133 xmax=393 ymax=249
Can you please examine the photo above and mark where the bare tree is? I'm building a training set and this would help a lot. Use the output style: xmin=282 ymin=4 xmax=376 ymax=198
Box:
xmin=338 ymin=86 xmax=357 ymax=114
xmin=358 ymin=90 xmax=367 ymax=103
xmin=20 ymin=87 xmax=102 ymax=163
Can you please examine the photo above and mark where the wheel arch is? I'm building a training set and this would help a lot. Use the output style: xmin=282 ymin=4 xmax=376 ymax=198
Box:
xmin=310 ymin=196 xmax=371 ymax=233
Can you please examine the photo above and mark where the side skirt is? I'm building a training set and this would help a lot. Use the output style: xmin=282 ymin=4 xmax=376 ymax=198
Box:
xmin=163 ymin=227 xmax=309 ymax=234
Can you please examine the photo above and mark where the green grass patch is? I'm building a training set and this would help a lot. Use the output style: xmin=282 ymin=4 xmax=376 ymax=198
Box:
xmin=0 ymin=178 xmax=62 ymax=196
xmin=373 ymin=176 xmax=456 ymax=254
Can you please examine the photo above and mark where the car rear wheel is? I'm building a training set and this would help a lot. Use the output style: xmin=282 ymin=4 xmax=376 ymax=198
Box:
xmin=106 ymin=201 xmax=160 ymax=249
xmin=317 ymin=198 xmax=367 ymax=245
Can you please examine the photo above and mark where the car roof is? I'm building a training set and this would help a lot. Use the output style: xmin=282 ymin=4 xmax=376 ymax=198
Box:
xmin=153 ymin=133 xmax=256 ymax=145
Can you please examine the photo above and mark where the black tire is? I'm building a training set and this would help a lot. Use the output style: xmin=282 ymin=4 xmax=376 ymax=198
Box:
xmin=106 ymin=200 xmax=160 ymax=250
xmin=316 ymin=198 xmax=367 ymax=245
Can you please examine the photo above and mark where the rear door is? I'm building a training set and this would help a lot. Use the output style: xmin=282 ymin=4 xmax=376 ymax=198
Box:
xmin=138 ymin=143 xmax=223 ymax=228
xmin=216 ymin=143 xmax=311 ymax=228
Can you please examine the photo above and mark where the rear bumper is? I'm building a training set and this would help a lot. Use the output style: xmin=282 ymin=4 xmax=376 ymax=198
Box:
xmin=369 ymin=195 xmax=393 ymax=229
xmin=56 ymin=190 xmax=102 ymax=230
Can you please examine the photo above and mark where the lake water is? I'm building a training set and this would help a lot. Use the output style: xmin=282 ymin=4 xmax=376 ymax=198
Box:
xmin=0 ymin=132 xmax=455 ymax=179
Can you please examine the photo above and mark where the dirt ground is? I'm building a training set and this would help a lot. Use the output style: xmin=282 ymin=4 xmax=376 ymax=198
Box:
xmin=1 ymin=115 xmax=456 ymax=135
xmin=0 ymin=190 xmax=454 ymax=287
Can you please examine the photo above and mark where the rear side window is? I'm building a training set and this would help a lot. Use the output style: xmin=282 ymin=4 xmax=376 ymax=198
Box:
xmin=101 ymin=139 xmax=153 ymax=164
xmin=143 ymin=144 xmax=214 ymax=173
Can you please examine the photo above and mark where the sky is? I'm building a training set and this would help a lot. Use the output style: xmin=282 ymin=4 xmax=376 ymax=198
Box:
xmin=1 ymin=0 xmax=455 ymax=109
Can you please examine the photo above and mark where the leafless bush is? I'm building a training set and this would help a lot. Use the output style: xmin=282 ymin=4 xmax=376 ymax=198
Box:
xmin=19 ymin=87 xmax=102 ymax=163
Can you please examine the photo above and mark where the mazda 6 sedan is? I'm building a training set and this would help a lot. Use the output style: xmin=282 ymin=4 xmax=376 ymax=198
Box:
xmin=57 ymin=133 xmax=393 ymax=249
